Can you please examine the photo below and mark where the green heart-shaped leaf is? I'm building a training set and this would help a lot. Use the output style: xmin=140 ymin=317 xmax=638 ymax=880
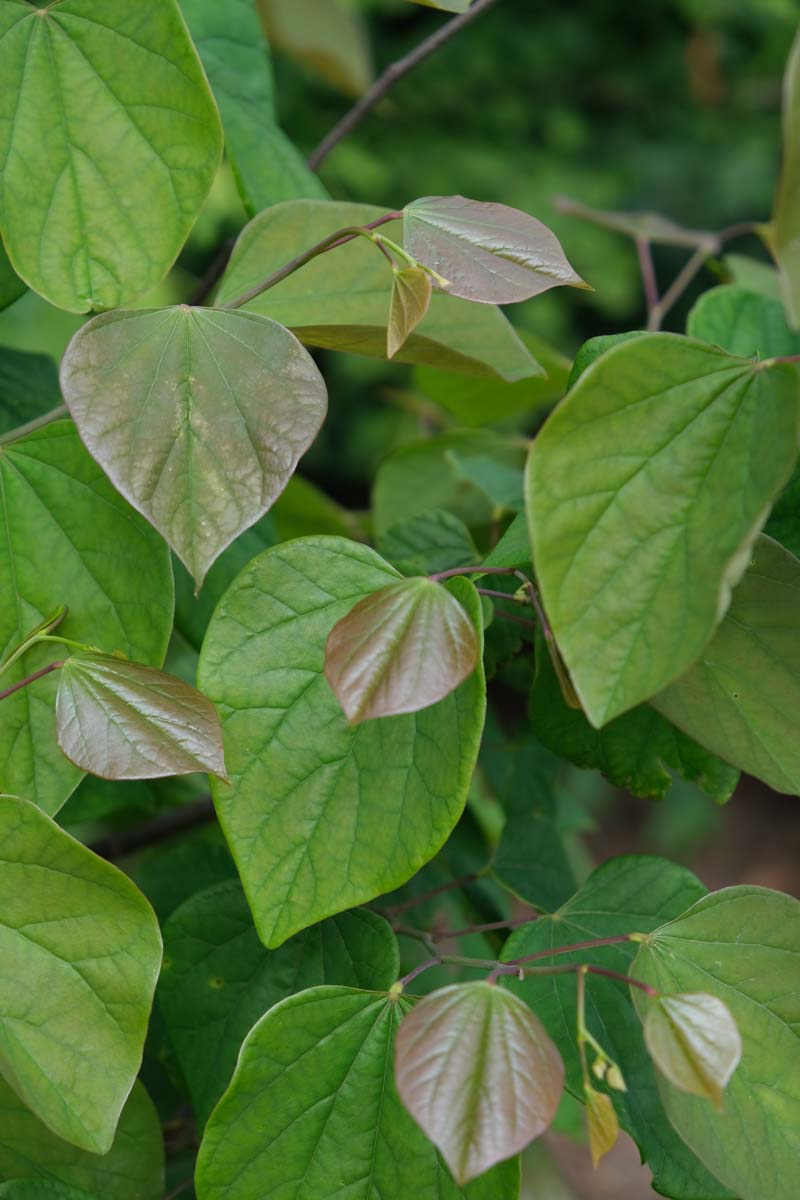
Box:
xmin=687 ymin=285 xmax=800 ymax=357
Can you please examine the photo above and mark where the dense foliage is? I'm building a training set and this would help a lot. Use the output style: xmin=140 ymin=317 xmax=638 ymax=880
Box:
xmin=0 ymin=2 xmax=799 ymax=1198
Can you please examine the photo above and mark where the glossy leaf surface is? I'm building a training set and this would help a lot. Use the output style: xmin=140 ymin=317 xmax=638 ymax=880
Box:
xmin=388 ymin=267 xmax=432 ymax=358
xmin=0 ymin=795 xmax=161 ymax=1152
xmin=0 ymin=1079 xmax=163 ymax=1200
xmin=396 ymin=982 xmax=564 ymax=1183
xmin=767 ymin=27 xmax=800 ymax=326
xmin=160 ymin=882 xmax=398 ymax=1127
xmin=198 ymin=536 xmax=485 ymax=946
xmin=0 ymin=0 xmax=222 ymax=312
xmin=527 ymin=334 xmax=799 ymax=725
xmin=642 ymin=993 xmax=742 ymax=1106
xmin=652 ymin=536 xmax=800 ymax=794
xmin=633 ymin=887 xmax=800 ymax=1200
xmin=0 ymin=422 xmax=173 ymax=814
xmin=325 ymin=577 xmax=480 ymax=723
xmin=403 ymin=195 xmax=588 ymax=304
xmin=687 ymin=285 xmax=800 ymax=357
xmin=61 ymin=306 xmax=327 ymax=587
xmin=195 ymin=986 xmax=519 ymax=1200
xmin=217 ymin=201 xmax=541 ymax=380
xmin=56 ymin=653 xmax=226 ymax=781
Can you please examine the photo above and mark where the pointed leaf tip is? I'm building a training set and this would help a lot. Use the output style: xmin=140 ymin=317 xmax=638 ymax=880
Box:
xmin=584 ymin=1084 xmax=619 ymax=1165
xmin=643 ymin=992 xmax=742 ymax=1106
xmin=395 ymin=981 xmax=564 ymax=1184
xmin=324 ymin=576 xmax=480 ymax=723
xmin=388 ymin=267 xmax=433 ymax=358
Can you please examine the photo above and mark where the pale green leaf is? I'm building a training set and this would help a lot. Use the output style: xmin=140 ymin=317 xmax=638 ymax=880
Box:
xmin=652 ymin=535 xmax=800 ymax=794
xmin=642 ymin=993 xmax=742 ymax=1106
xmin=403 ymin=195 xmax=588 ymax=305
xmin=159 ymin=881 xmax=399 ymax=1127
xmin=0 ymin=0 xmax=222 ymax=312
xmin=408 ymin=1 xmax=470 ymax=12
xmin=180 ymin=0 xmax=325 ymax=214
xmin=0 ymin=421 xmax=174 ymax=815
xmin=396 ymin=982 xmax=564 ymax=1183
xmin=56 ymin=653 xmax=226 ymax=781
xmin=527 ymin=333 xmax=799 ymax=726
xmin=500 ymin=857 xmax=731 ymax=1200
xmin=195 ymin=986 xmax=519 ymax=1200
xmin=60 ymin=306 xmax=327 ymax=586
xmin=766 ymin=27 xmax=800 ymax=326
xmin=633 ymin=886 xmax=800 ymax=1200
xmin=197 ymin=536 xmax=485 ymax=946
xmin=0 ymin=795 xmax=161 ymax=1152
xmin=687 ymin=285 xmax=800 ymax=357
xmin=481 ymin=512 xmax=531 ymax=571
xmin=325 ymin=577 xmax=480 ymax=722
xmin=0 ymin=1080 xmax=163 ymax=1200
xmin=724 ymin=254 xmax=782 ymax=300
xmin=256 ymin=0 xmax=373 ymax=97
xmin=216 ymin=200 xmax=541 ymax=380
xmin=388 ymin=267 xmax=432 ymax=358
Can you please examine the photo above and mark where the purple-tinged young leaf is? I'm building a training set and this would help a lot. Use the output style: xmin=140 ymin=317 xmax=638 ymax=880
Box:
xmin=643 ymin=994 xmax=741 ymax=1108
xmin=403 ymin=195 xmax=589 ymax=305
xmin=60 ymin=306 xmax=327 ymax=588
xmin=388 ymin=267 xmax=433 ymax=358
xmin=395 ymin=981 xmax=564 ymax=1185
xmin=324 ymin=577 xmax=479 ymax=723
xmin=56 ymin=653 xmax=227 ymax=782
xmin=583 ymin=1083 xmax=619 ymax=1166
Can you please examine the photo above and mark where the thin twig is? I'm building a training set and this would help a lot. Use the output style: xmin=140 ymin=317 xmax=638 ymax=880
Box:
xmin=89 ymin=796 xmax=216 ymax=860
xmin=307 ymin=0 xmax=502 ymax=171
xmin=162 ymin=1179 xmax=194 ymax=1200
xmin=432 ymin=916 xmax=533 ymax=941
xmin=507 ymin=934 xmax=635 ymax=968
xmin=475 ymin=587 xmax=526 ymax=603
xmin=0 ymin=660 xmax=63 ymax=703
xmin=647 ymin=241 xmax=714 ymax=331
xmin=0 ymin=404 xmax=68 ymax=445
xmin=399 ymin=956 xmax=442 ymax=988
xmin=383 ymin=871 xmax=480 ymax=917
xmin=635 ymin=236 xmax=659 ymax=315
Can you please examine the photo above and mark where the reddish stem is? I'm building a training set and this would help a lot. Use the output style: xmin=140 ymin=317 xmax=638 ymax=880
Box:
xmin=383 ymin=871 xmax=480 ymax=917
xmin=432 ymin=916 xmax=533 ymax=941
xmin=0 ymin=660 xmax=63 ymax=703
xmin=508 ymin=934 xmax=635 ymax=967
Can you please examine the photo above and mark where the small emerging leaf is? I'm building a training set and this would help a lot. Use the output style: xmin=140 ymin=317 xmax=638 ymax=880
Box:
xmin=395 ymin=982 xmax=564 ymax=1184
xmin=388 ymin=266 xmax=433 ymax=358
xmin=584 ymin=1084 xmax=619 ymax=1165
xmin=643 ymin=993 xmax=742 ymax=1107
xmin=325 ymin=576 xmax=480 ymax=723
xmin=403 ymin=195 xmax=589 ymax=305
xmin=56 ymin=653 xmax=227 ymax=781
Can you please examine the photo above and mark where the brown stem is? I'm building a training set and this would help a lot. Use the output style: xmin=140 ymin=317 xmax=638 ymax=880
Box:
xmin=399 ymin=956 xmax=442 ymax=988
xmin=507 ymin=934 xmax=635 ymax=968
xmin=768 ymin=354 xmax=800 ymax=365
xmin=89 ymin=796 xmax=215 ymax=860
xmin=431 ymin=916 xmax=533 ymax=942
xmin=647 ymin=242 xmax=714 ymax=332
xmin=383 ymin=871 xmax=480 ymax=917
xmin=222 ymin=213 xmax=401 ymax=310
xmin=636 ymin=236 xmax=659 ymax=316
xmin=307 ymin=0 xmax=502 ymax=171
xmin=0 ymin=660 xmax=63 ymax=703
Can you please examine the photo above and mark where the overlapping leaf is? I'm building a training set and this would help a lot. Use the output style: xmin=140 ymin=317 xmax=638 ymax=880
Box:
xmin=256 ymin=0 xmax=373 ymax=97
xmin=388 ymin=267 xmax=432 ymax=358
xmin=652 ymin=535 xmax=800 ymax=794
xmin=0 ymin=421 xmax=174 ymax=815
xmin=0 ymin=346 xmax=60 ymax=434
xmin=766 ymin=27 xmax=800 ymax=326
xmin=55 ymin=653 xmax=227 ymax=781
xmin=527 ymin=333 xmax=799 ymax=725
xmin=216 ymin=200 xmax=541 ymax=379
xmin=377 ymin=510 xmax=479 ymax=577
xmin=0 ymin=0 xmax=222 ymax=312
xmin=403 ymin=196 xmax=588 ymax=304
xmin=633 ymin=886 xmax=800 ymax=1200
xmin=687 ymin=285 xmax=800 ymax=357
xmin=198 ymin=536 xmax=485 ymax=947
xmin=61 ymin=306 xmax=327 ymax=586
xmin=642 ymin=993 xmax=741 ymax=1106
xmin=195 ymin=986 xmax=519 ymax=1200
xmin=0 ymin=240 xmax=24 ymax=312
xmin=395 ymin=982 xmax=564 ymax=1183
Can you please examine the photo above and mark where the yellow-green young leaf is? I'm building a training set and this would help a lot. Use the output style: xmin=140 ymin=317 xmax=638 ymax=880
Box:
xmin=0 ymin=0 xmax=222 ymax=313
xmin=395 ymin=982 xmax=564 ymax=1185
xmin=410 ymin=0 xmax=470 ymax=10
xmin=643 ymin=994 xmax=742 ymax=1108
xmin=325 ymin=577 xmax=479 ymax=723
xmin=767 ymin=27 xmax=800 ymax=327
xmin=216 ymin=200 xmax=541 ymax=381
xmin=584 ymin=1085 xmax=619 ymax=1166
xmin=388 ymin=267 xmax=433 ymax=358
xmin=527 ymin=334 xmax=799 ymax=726
xmin=195 ymin=986 xmax=519 ymax=1200
xmin=556 ymin=196 xmax=719 ymax=249
xmin=56 ymin=654 xmax=227 ymax=781
xmin=256 ymin=0 xmax=372 ymax=96
xmin=403 ymin=196 xmax=589 ymax=305
xmin=197 ymin=536 xmax=485 ymax=947
xmin=632 ymin=886 xmax=800 ymax=1200
xmin=0 ymin=1079 xmax=163 ymax=1200
xmin=0 ymin=795 xmax=162 ymax=1153
xmin=652 ymin=535 xmax=800 ymax=795
xmin=0 ymin=421 xmax=174 ymax=816
xmin=60 ymin=307 xmax=327 ymax=587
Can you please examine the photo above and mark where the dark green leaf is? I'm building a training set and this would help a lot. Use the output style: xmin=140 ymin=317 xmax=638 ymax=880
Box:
xmin=482 ymin=512 xmax=531 ymax=571
xmin=378 ymin=509 xmax=479 ymax=577
xmin=642 ymin=993 xmax=741 ymax=1106
xmin=687 ymin=285 xmax=800 ymax=356
xmin=0 ymin=239 xmax=25 ymax=311
xmin=0 ymin=346 xmax=60 ymax=435
xmin=0 ymin=1184 xmax=97 ymax=1200
xmin=159 ymin=882 xmax=398 ymax=1127
xmin=527 ymin=334 xmax=799 ymax=726
xmin=388 ymin=266 xmax=432 ymax=358
xmin=766 ymin=28 xmax=800 ymax=326
xmin=633 ymin=886 xmax=800 ymax=1200
xmin=491 ymin=756 xmax=576 ymax=912
xmin=197 ymin=536 xmax=485 ymax=946
xmin=403 ymin=195 xmax=589 ymax=305
xmin=217 ymin=201 xmax=541 ymax=380
xmin=195 ymin=986 xmax=519 ymax=1200
xmin=56 ymin=653 xmax=227 ymax=781
xmin=0 ymin=421 xmax=174 ymax=814
xmin=766 ymin=463 xmax=800 ymax=556
xmin=566 ymin=330 xmax=647 ymax=390
xmin=61 ymin=306 xmax=327 ymax=587
xmin=395 ymin=982 xmax=563 ymax=1184
xmin=0 ymin=0 xmax=222 ymax=312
